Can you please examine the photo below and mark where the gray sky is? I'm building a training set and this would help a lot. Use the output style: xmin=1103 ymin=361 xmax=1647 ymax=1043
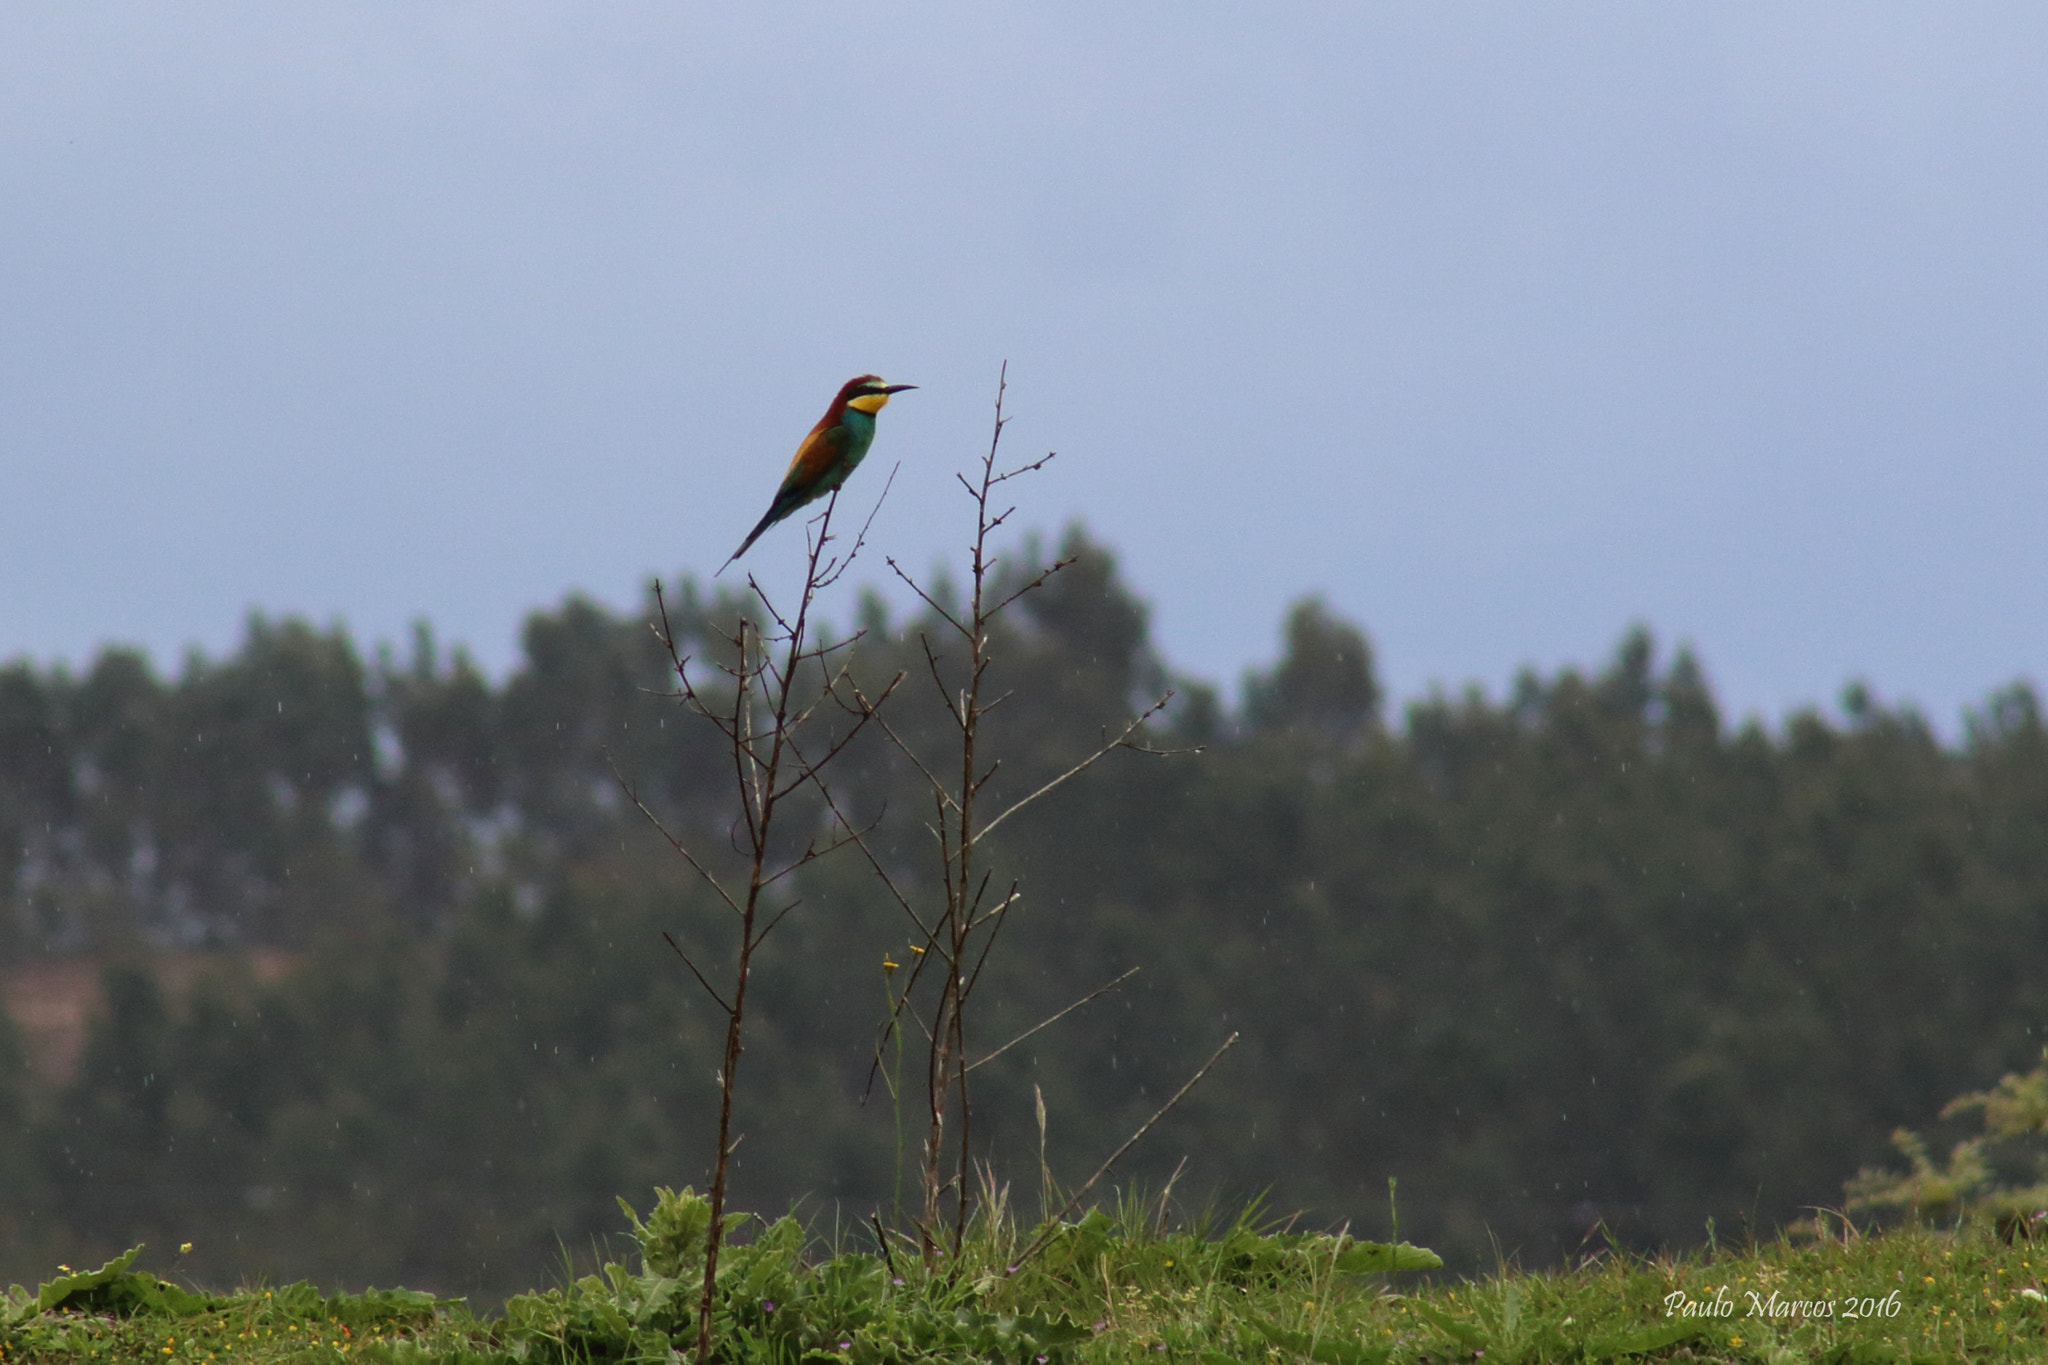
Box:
xmin=4 ymin=3 xmax=2043 ymax=733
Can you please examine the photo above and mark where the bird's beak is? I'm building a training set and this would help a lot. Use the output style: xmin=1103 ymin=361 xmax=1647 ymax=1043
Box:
xmin=882 ymin=384 xmax=918 ymax=394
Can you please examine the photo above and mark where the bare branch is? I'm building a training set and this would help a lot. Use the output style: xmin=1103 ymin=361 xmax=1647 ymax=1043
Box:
xmin=749 ymin=565 xmax=799 ymax=640
xmin=731 ymin=625 xmax=767 ymax=833
xmin=793 ymin=630 xmax=867 ymax=672
xmin=650 ymin=579 xmax=687 ymax=666
xmin=766 ymin=679 xmax=896 ymax=806
xmin=790 ymin=746 xmax=934 ymax=939
xmin=863 ymin=977 xmax=937 ymax=1103
xmin=987 ymin=554 xmax=1077 ymax=619
xmin=605 ymin=749 xmax=743 ymax=918
xmin=966 ymin=883 xmax=1018 ymax=933
xmin=816 ymin=463 xmax=899 ymax=589
xmin=960 ymin=883 xmax=1017 ymax=997
xmin=896 ymin=990 xmax=935 ymax=1045
xmin=919 ymin=636 xmax=968 ymax=733
xmin=840 ymin=676 xmax=955 ymax=806
xmin=965 ymin=966 xmax=1138 ymax=1074
xmin=1123 ymin=739 xmax=1205 ymax=756
xmin=1010 ymin=1031 xmax=1240 ymax=1271
xmin=978 ymin=692 xmax=1174 ymax=841
xmin=987 ymin=450 xmax=1057 ymax=487
xmin=754 ymin=897 xmax=802 ymax=947
xmin=968 ymin=757 xmax=1003 ymax=798
xmin=761 ymin=810 xmax=883 ymax=889
xmin=886 ymin=556 xmax=970 ymax=639
xmin=662 ymin=933 xmax=732 ymax=1015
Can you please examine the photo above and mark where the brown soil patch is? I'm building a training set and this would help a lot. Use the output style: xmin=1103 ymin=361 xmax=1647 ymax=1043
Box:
xmin=0 ymin=949 xmax=299 ymax=1087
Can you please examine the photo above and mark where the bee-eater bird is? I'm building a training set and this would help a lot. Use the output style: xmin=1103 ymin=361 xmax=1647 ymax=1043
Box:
xmin=721 ymin=375 xmax=917 ymax=571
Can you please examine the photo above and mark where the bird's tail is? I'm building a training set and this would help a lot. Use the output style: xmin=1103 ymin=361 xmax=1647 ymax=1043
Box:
xmin=716 ymin=508 xmax=780 ymax=576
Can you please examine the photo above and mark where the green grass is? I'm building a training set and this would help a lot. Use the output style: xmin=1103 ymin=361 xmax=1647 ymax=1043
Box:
xmin=4 ymin=1194 xmax=2042 ymax=1363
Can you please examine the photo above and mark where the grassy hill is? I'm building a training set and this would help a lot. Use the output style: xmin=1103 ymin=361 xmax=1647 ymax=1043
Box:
xmin=3 ymin=1197 xmax=2033 ymax=1364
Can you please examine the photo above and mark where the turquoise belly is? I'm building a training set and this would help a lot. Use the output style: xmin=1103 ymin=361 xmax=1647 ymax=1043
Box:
xmin=819 ymin=410 xmax=877 ymax=494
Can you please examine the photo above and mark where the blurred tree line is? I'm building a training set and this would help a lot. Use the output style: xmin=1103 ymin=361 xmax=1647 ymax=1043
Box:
xmin=1 ymin=527 xmax=2045 ymax=1300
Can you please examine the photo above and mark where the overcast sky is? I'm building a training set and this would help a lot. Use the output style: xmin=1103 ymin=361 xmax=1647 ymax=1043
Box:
xmin=4 ymin=3 xmax=2044 ymax=733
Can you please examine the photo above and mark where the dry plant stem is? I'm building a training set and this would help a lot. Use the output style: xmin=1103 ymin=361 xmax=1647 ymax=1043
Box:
xmin=696 ymin=625 xmax=801 ymax=1359
xmin=964 ymin=966 xmax=1139 ymax=1075
xmin=920 ymin=369 xmax=1021 ymax=1255
xmin=1010 ymin=1030 xmax=1240 ymax=1272
xmin=831 ymin=364 xmax=1180 ymax=1260
xmin=617 ymin=489 xmax=893 ymax=1365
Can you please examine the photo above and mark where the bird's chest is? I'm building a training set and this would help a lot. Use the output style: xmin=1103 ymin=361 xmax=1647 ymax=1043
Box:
xmin=824 ymin=411 xmax=877 ymax=486
xmin=839 ymin=409 xmax=877 ymax=458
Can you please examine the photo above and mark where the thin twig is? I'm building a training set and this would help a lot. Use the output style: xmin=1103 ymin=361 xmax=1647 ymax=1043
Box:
xmin=986 ymin=450 xmax=1057 ymax=487
xmin=886 ymin=558 xmax=970 ymax=640
xmin=986 ymin=554 xmax=1075 ymax=619
xmin=964 ymin=967 xmax=1138 ymax=1074
xmin=841 ymin=676 xmax=956 ymax=810
xmin=918 ymin=635 xmax=967 ymax=732
xmin=816 ymin=464 xmax=899 ymax=590
xmin=753 ymin=897 xmax=803 ymax=946
xmin=761 ymin=814 xmax=884 ymax=889
xmin=662 ymin=932 xmax=732 ymax=1014
xmin=1009 ymin=1031 xmax=1239 ymax=1272
xmin=606 ymin=753 xmax=743 ymax=918
xmin=765 ymin=674 xmax=899 ymax=806
xmin=870 ymin=1213 xmax=900 ymax=1284
xmin=800 ymin=756 xmax=930 ymax=935
xmin=960 ymin=885 xmax=1018 ymax=997
xmin=977 ymin=692 xmax=1174 ymax=841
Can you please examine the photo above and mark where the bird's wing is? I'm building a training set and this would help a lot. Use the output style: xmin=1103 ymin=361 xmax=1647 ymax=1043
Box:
xmin=776 ymin=419 xmax=849 ymax=501
xmin=721 ymin=411 xmax=852 ymax=572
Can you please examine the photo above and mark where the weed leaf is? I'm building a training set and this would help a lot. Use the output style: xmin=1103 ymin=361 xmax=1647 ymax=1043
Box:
xmin=1332 ymin=1240 xmax=1444 ymax=1274
xmin=1584 ymin=1319 xmax=1704 ymax=1359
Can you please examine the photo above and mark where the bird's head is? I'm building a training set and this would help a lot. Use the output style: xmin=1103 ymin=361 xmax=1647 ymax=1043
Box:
xmin=841 ymin=374 xmax=917 ymax=415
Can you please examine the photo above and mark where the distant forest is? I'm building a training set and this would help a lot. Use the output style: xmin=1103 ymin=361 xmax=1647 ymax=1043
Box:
xmin=2 ymin=525 xmax=2044 ymax=1300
